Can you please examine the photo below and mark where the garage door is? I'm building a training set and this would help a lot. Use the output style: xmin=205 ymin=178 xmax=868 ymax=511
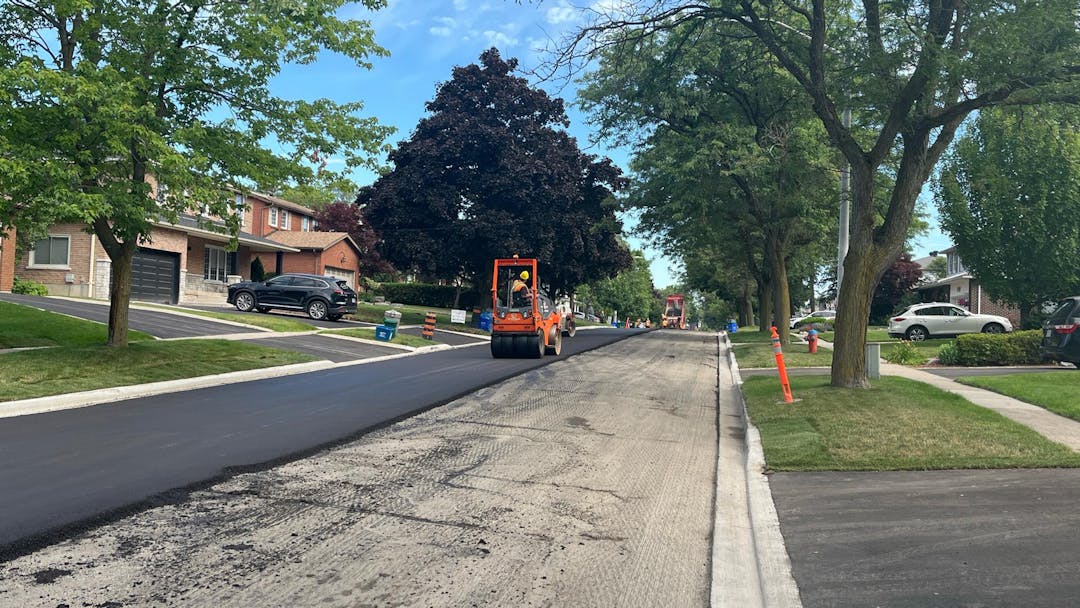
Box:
xmin=324 ymin=266 xmax=356 ymax=290
xmin=131 ymin=247 xmax=180 ymax=304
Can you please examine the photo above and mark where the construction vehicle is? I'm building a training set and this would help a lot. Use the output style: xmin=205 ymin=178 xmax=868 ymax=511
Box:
xmin=661 ymin=294 xmax=687 ymax=329
xmin=489 ymin=256 xmax=574 ymax=358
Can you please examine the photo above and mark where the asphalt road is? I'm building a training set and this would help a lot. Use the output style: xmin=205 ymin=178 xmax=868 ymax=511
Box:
xmin=0 ymin=327 xmax=647 ymax=556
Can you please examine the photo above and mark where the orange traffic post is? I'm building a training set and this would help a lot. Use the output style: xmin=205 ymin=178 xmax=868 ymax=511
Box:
xmin=770 ymin=326 xmax=795 ymax=403
xmin=422 ymin=312 xmax=436 ymax=340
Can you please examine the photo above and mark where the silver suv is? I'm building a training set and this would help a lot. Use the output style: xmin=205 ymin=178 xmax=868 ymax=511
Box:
xmin=888 ymin=302 xmax=1012 ymax=341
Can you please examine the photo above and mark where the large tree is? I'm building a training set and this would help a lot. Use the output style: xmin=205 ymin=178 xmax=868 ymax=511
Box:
xmin=314 ymin=198 xmax=394 ymax=279
xmin=557 ymin=0 xmax=1080 ymax=387
xmin=0 ymin=0 xmax=391 ymax=346
xmin=936 ymin=106 xmax=1080 ymax=325
xmin=362 ymin=48 xmax=632 ymax=299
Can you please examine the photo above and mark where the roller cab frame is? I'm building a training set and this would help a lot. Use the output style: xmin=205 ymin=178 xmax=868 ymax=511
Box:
xmin=489 ymin=256 xmax=572 ymax=358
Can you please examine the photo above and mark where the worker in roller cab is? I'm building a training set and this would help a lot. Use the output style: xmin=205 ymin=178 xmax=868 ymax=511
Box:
xmin=511 ymin=270 xmax=533 ymax=308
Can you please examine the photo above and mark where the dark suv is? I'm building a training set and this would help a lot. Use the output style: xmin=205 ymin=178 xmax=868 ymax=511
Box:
xmin=1041 ymin=296 xmax=1080 ymax=367
xmin=227 ymin=273 xmax=357 ymax=321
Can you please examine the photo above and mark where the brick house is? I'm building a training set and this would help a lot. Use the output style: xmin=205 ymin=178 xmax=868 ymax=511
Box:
xmin=241 ymin=192 xmax=362 ymax=289
xmin=12 ymin=190 xmax=361 ymax=304
xmin=915 ymin=245 xmax=1020 ymax=326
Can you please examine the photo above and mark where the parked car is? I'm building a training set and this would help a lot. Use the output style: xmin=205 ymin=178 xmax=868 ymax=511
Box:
xmin=887 ymin=302 xmax=1012 ymax=341
xmin=574 ymin=311 xmax=585 ymax=319
xmin=227 ymin=273 xmax=357 ymax=321
xmin=790 ymin=310 xmax=837 ymax=329
xmin=1040 ymin=296 xmax=1080 ymax=367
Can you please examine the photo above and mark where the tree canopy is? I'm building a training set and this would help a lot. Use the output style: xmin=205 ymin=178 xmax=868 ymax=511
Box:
xmin=0 ymin=0 xmax=391 ymax=345
xmin=361 ymin=48 xmax=632 ymax=299
xmin=936 ymin=106 xmax=1080 ymax=324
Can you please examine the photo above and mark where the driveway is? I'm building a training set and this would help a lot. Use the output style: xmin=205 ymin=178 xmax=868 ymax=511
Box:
xmin=0 ymin=294 xmax=263 ymax=339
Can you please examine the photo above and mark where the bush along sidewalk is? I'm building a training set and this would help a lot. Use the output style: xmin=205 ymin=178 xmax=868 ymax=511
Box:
xmin=937 ymin=330 xmax=1042 ymax=366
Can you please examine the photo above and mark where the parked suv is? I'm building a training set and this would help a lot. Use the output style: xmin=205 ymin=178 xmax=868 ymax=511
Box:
xmin=227 ymin=273 xmax=357 ymax=321
xmin=1040 ymin=296 xmax=1080 ymax=367
xmin=888 ymin=302 xmax=1012 ymax=341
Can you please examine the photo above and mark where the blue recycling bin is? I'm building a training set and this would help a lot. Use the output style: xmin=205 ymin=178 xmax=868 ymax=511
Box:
xmin=727 ymin=319 xmax=738 ymax=333
xmin=374 ymin=325 xmax=394 ymax=341
xmin=478 ymin=311 xmax=493 ymax=332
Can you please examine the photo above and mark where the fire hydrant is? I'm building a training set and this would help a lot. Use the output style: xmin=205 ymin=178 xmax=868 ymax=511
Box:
xmin=807 ymin=329 xmax=818 ymax=354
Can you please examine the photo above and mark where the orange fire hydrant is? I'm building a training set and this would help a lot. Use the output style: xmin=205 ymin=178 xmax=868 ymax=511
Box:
xmin=807 ymin=329 xmax=818 ymax=354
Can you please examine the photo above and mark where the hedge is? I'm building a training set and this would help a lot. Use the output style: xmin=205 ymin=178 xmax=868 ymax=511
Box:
xmin=949 ymin=330 xmax=1042 ymax=366
xmin=376 ymin=282 xmax=481 ymax=309
xmin=12 ymin=277 xmax=48 ymax=296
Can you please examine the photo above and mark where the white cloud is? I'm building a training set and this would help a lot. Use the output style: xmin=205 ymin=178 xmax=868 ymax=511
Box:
xmin=483 ymin=30 xmax=519 ymax=48
xmin=453 ymin=0 xmax=467 ymax=10
xmin=545 ymin=1 xmax=578 ymax=25
xmin=429 ymin=16 xmax=457 ymax=37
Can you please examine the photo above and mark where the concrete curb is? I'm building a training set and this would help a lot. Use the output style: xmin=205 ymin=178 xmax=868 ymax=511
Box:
xmin=712 ymin=331 xmax=802 ymax=607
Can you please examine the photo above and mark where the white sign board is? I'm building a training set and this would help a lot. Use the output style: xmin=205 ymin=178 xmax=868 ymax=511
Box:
xmin=450 ymin=309 xmax=467 ymax=324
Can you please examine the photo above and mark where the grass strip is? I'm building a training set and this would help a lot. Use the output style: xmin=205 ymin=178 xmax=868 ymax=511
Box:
xmin=0 ymin=340 xmax=318 ymax=402
xmin=731 ymin=342 xmax=833 ymax=367
xmin=0 ymin=301 xmax=154 ymax=348
xmin=136 ymin=304 xmax=317 ymax=333
xmin=956 ymin=372 xmax=1080 ymax=423
xmin=322 ymin=327 xmax=433 ymax=348
xmin=742 ymin=375 xmax=1080 ymax=471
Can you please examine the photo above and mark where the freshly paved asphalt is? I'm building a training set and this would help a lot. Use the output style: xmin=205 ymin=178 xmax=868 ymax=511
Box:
xmin=0 ymin=326 xmax=644 ymax=556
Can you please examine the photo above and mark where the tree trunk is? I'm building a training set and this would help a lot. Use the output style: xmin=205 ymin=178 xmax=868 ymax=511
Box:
xmin=738 ymin=279 xmax=754 ymax=327
xmin=758 ymin=279 xmax=773 ymax=332
xmin=766 ymin=233 xmax=791 ymax=343
xmin=106 ymin=244 xmax=136 ymax=347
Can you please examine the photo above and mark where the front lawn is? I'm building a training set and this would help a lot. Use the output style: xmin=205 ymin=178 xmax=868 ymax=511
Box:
xmin=956 ymin=372 xmax=1080 ymax=422
xmin=0 ymin=301 xmax=154 ymax=348
xmin=322 ymin=327 xmax=434 ymax=348
xmin=138 ymin=303 xmax=318 ymax=332
xmin=730 ymin=341 xmax=833 ymax=367
xmin=742 ymin=375 xmax=1080 ymax=471
xmin=0 ymin=340 xmax=318 ymax=402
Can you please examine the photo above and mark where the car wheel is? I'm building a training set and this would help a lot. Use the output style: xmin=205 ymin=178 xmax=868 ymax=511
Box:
xmin=234 ymin=291 xmax=256 ymax=312
xmin=306 ymin=299 xmax=329 ymax=320
xmin=905 ymin=325 xmax=929 ymax=342
xmin=982 ymin=323 xmax=1005 ymax=334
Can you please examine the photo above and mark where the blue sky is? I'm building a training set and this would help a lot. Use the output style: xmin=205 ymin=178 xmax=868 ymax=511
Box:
xmin=269 ymin=0 xmax=954 ymax=287
xmin=269 ymin=0 xmax=684 ymax=288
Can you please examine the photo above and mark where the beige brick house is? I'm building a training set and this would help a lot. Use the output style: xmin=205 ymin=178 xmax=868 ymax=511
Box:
xmin=13 ymin=190 xmax=361 ymax=304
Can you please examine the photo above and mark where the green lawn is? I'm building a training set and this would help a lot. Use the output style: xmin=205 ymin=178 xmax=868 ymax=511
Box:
xmin=742 ymin=375 xmax=1080 ymax=471
xmin=731 ymin=342 xmax=833 ymax=367
xmin=956 ymin=372 xmax=1080 ymax=422
xmin=0 ymin=340 xmax=318 ymax=402
xmin=0 ymin=301 xmax=154 ymax=348
xmin=138 ymin=303 xmax=318 ymax=332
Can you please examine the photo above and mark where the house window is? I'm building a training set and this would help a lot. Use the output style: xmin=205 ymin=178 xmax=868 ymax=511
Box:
xmin=281 ymin=210 xmax=291 ymax=230
xmin=204 ymin=245 xmax=229 ymax=282
xmin=29 ymin=235 xmax=70 ymax=268
xmin=268 ymin=207 xmax=279 ymax=227
xmin=301 ymin=217 xmax=310 ymax=232
xmin=235 ymin=194 xmax=246 ymax=228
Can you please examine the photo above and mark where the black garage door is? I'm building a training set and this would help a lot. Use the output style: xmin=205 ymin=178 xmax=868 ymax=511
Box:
xmin=131 ymin=247 xmax=180 ymax=304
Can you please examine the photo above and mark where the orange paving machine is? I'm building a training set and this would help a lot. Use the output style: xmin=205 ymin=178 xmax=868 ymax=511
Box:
xmin=489 ymin=256 xmax=575 ymax=358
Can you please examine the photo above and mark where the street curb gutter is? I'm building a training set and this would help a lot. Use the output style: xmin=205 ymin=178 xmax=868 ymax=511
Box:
xmin=712 ymin=332 xmax=802 ymax=607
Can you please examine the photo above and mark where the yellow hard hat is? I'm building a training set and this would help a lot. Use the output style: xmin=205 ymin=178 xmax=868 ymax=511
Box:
xmin=520 ymin=270 xmax=529 ymax=280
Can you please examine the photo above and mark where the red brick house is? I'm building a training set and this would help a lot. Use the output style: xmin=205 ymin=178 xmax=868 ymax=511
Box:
xmin=12 ymin=190 xmax=360 ymax=304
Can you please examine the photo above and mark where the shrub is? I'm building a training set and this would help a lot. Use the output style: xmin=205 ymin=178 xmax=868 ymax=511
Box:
xmin=952 ymin=330 xmax=1042 ymax=366
xmin=797 ymin=316 xmax=835 ymax=331
xmin=937 ymin=341 xmax=960 ymax=366
xmin=250 ymin=257 xmax=266 ymax=281
xmin=883 ymin=340 xmax=925 ymax=365
xmin=377 ymin=282 xmax=480 ymax=309
xmin=12 ymin=276 xmax=48 ymax=296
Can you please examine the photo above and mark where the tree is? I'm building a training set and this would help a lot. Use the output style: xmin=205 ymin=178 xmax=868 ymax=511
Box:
xmin=936 ymin=106 xmax=1080 ymax=325
xmin=557 ymin=1 xmax=1080 ymax=387
xmin=314 ymin=197 xmax=394 ymax=278
xmin=362 ymin=48 xmax=632 ymax=299
xmin=871 ymin=254 xmax=923 ymax=324
xmin=0 ymin=0 xmax=392 ymax=346
xmin=585 ymin=250 xmax=656 ymax=322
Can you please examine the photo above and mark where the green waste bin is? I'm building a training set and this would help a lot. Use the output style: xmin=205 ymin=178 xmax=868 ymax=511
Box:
xmin=383 ymin=309 xmax=402 ymax=332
